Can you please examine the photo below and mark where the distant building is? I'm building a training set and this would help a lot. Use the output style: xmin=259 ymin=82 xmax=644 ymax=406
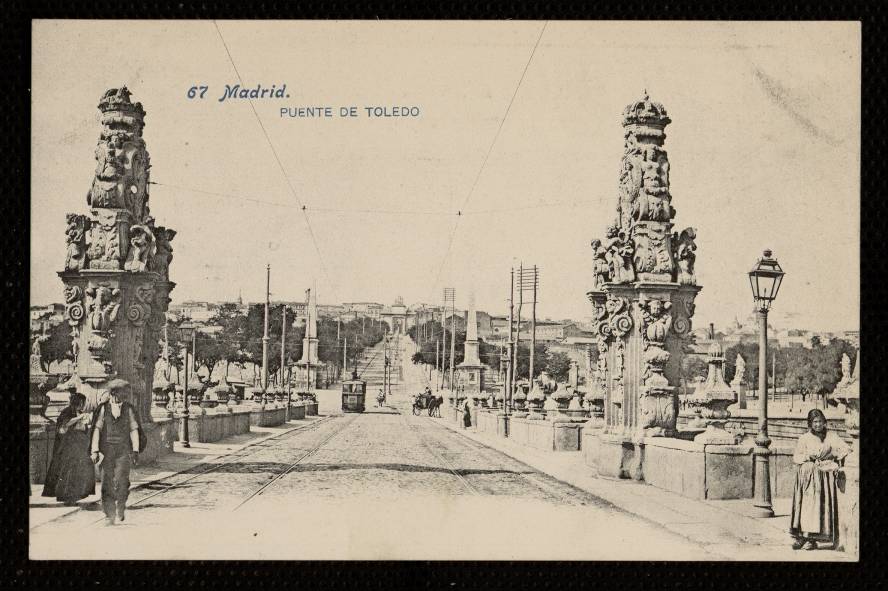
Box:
xmin=342 ymin=302 xmax=384 ymax=320
xmin=169 ymin=300 xmax=218 ymax=323
xmin=30 ymin=304 xmax=65 ymax=332
xmin=317 ymin=304 xmax=345 ymax=318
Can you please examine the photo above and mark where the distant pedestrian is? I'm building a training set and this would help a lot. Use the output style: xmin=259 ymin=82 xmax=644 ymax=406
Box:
xmin=90 ymin=379 xmax=142 ymax=526
xmin=789 ymin=408 xmax=850 ymax=550
xmin=462 ymin=398 xmax=472 ymax=428
xmin=43 ymin=392 xmax=95 ymax=505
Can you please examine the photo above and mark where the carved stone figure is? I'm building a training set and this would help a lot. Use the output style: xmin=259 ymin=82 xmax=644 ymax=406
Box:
xmin=618 ymin=148 xmax=643 ymax=231
xmin=590 ymin=238 xmax=610 ymax=289
xmin=151 ymin=226 xmax=176 ymax=279
xmin=840 ymin=353 xmax=852 ymax=385
xmin=64 ymin=214 xmax=90 ymax=271
xmin=86 ymin=284 xmax=121 ymax=333
xmin=673 ymin=227 xmax=697 ymax=285
xmin=87 ymin=211 xmax=126 ymax=269
xmin=604 ymin=225 xmax=636 ymax=284
xmin=732 ymin=354 xmax=746 ymax=387
xmin=124 ymin=224 xmax=156 ymax=272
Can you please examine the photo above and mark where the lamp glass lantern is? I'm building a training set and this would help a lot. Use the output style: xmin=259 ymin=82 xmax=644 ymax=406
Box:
xmin=177 ymin=321 xmax=196 ymax=342
xmin=748 ymin=249 xmax=785 ymax=311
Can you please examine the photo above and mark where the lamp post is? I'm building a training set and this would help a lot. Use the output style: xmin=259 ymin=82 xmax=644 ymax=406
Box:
xmin=178 ymin=321 xmax=196 ymax=449
xmin=748 ymin=249 xmax=785 ymax=518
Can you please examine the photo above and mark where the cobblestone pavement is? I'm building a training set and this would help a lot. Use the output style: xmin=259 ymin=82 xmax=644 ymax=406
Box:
xmin=29 ymin=338 xmax=715 ymax=560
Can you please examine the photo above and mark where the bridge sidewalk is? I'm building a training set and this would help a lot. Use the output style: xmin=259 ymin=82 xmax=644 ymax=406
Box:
xmin=29 ymin=416 xmax=327 ymax=530
xmin=433 ymin=412 xmax=853 ymax=562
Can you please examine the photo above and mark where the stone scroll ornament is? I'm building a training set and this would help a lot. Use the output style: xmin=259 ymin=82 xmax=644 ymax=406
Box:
xmin=592 ymin=294 xmax=633 ymax=415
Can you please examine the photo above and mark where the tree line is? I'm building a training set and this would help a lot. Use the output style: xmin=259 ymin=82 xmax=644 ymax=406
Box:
xmin=31 ymin=303 xmax=389 ymax=387
xmin=680 ymin=336 xmax=857 ymax=404
xmin=407 ymin=320 xmax=572 ymax=382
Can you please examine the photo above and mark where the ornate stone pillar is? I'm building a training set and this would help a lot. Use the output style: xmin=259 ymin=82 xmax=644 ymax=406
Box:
xmin=57 ymin=87 xmax=176 ymax=424
xmin=586 ymin=93 xmax=700 ymax=479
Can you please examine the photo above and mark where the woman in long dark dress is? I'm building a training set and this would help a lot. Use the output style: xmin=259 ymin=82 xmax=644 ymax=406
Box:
xmin=43 ymin=393 xmax=95 ymax=505
xmin=41 ymin=391 xmax=79 ymax=499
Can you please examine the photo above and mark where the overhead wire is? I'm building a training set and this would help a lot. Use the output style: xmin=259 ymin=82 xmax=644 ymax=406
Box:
xmin=425 ymin=21 xmax=549 ymax=303
xmin=212 ymin=20 xmax=340 ymax=302
xmin=148 ymin=179 xmax=611 ymax=216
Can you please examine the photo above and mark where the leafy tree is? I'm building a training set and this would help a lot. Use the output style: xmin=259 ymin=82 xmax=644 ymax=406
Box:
xmin=543 ymin=349 xmax=572 ymax=382
xmin=681 ymin=355 xmax=709 ymax=382
xmin=31 ymin=321 xmax=74 ymax=372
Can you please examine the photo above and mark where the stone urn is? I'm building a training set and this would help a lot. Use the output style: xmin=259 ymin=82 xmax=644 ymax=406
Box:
xmin=152 ymin=378 xmax=174 ymax=418
xmin=565 ymin=395 xmax=588 ymax=419
xmin=542 ymin=395 xmax=559 ymax=421
xmin=512 ymin=380 xmax=528 ymax=412
xmin=172 ymin=386 xmax=185 ymax=411
xmin=274 ymin=387 xmax=287 ymax=406
xmin=263 ymin=389 xmax=277 ymax=406
xmin=186 ymin=377 xmax=206 ymax=407
xmin=29 ymin=372 xmax=59 ymax=430
xmin=201 ymin=387 xmax=219 ymax=410
xmin=526 ymin=382 xmax=546 ymax=417
xmin=249 ymin=386 xmax=265 ymax=405
xmin=550 ymin=384 xmax=573 ymax=413
xmin=687 ymin=342 xmax=739 ymax=445
xmin=214 ymin=378 xmax=233 ymax=405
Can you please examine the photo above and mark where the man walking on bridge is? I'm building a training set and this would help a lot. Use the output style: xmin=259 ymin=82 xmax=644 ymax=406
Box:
xmin=90 ymin=379 xmax=141 ymax=526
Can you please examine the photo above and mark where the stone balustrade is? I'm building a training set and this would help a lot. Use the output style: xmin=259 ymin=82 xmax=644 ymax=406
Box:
xmin=677 ymin=409 xmax=850 ymax=444
xmin=180 ymin=404 xmax=252 ymax=443
xmin=249 ymin=401 xmax=288 ymax=428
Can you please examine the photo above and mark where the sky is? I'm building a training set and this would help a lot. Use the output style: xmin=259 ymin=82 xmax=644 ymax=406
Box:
xmin=31 ymin=21 xmax=860 ymax=332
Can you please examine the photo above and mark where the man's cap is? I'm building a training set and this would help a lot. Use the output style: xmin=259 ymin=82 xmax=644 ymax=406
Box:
xmin=106 ymin=378 xmax=131 ymax=392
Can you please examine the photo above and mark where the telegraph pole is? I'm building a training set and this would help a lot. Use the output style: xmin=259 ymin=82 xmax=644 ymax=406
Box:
xmin=507 ymin=268 xmax=514 ymax=414
xmin=440 ymin=296 xmax=448 ymax=391
xmin=529 ymin=265 xmax=538 ymax=383
xmin=305 ymin=288 xmax=311 ymax=392
xmin=261 ymin=264 xmax=270 ymax=392
xmin=443 ymin=288 xmax=456 ymax=400
xmin=513 ymin=263 xmax=522 ymax=392
xmin=281 ymin=305 xmax=287 ymax=392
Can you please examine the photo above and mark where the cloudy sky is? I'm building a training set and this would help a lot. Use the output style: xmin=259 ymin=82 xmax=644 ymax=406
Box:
xmin=31 ymin=21 xmax=859 ymax=331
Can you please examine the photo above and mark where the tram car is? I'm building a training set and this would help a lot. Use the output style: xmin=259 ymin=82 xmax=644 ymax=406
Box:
xmin=341 ymin=374 xmax=366 ymax=413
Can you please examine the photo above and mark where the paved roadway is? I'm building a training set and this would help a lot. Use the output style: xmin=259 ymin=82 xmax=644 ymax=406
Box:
xmin=30 ymin=336 xmax=711 ymax=560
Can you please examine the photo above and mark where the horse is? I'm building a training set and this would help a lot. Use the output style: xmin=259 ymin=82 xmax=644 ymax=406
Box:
xmin=428 ymin=395 xmax=442 ymax=418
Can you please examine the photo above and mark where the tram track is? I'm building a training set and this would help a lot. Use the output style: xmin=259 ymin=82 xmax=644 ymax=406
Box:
xmin=83 ymin=414 xmax=337 ymax=526
xmin=421 ymin=413 xmax=618 ymax=508
xmin=231 ymin=413 xmax=359 ymax=511
xmin=396 ymin=404 xmax=482 ymax=497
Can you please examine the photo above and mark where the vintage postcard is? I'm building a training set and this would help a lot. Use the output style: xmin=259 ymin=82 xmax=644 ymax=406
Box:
xmin=29 ymin=20 xmax=860 ymax=561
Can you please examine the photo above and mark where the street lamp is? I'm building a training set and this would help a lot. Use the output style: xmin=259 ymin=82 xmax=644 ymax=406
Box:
xmin=748 ymin=249 xmax=785 ymax=518
xmin=178 ymin=321 xmax=196 ymax=449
